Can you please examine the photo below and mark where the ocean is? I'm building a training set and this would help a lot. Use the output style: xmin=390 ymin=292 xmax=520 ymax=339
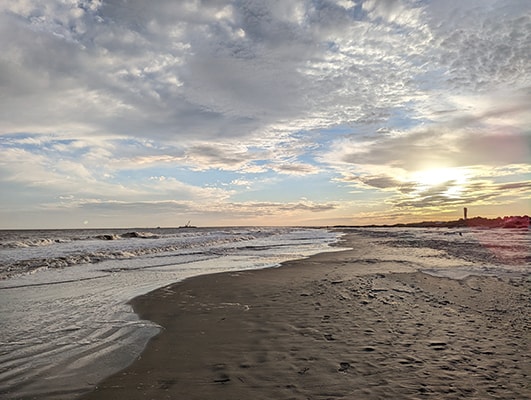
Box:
xmin=0 ymin=227 xmax=342 ymax=399
xmin=0 ymin=226 xmax=528 ymax=399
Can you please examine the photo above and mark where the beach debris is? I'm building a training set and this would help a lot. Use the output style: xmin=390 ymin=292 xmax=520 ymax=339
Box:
xmin=324 ymin=334 xmax=336 ymax=341
xmin=298 ymin=367 xmax=310 ymax=375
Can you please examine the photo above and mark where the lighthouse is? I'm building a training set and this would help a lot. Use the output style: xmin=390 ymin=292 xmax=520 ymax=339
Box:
xmin=464 ymin=207 xmax=468 ymax=220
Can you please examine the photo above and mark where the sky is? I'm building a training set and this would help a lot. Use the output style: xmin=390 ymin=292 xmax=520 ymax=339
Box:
xmin=0 ymin=0 xmax=530 ymax=229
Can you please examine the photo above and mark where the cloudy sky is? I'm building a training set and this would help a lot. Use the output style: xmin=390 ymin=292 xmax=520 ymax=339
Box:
xmin=1 ymin=0 xmax=530 ymax=228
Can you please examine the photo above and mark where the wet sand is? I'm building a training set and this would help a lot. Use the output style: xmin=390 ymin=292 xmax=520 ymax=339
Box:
xmin=80 ymin=234 xmax=530 ymax=399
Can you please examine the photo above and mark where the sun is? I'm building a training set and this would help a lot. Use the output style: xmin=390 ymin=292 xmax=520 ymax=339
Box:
xmin=411 ymin=167 xmax=469 ymax=198
xmin=412 ymin=168 xmax=466 ymax=186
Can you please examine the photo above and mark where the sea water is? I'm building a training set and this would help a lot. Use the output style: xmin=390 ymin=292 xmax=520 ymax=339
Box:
xmin=0 ymin=227 xmax=341 ymax=399
xmin=345 ymin=226 xmax=530 ymax=279
xmin=0 ymin=226 xmax=528 ymax=399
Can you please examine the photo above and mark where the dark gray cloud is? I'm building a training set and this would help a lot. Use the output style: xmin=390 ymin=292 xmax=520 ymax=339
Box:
xmin=343 ymin=174 xmax=415 ymax=193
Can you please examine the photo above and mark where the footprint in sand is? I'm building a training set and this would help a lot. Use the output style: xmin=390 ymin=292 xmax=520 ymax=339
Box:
xmin=428 ymin=341 xmax=448 ymax=351
xmin=338 ymin=362 xmax=351 ymax=372
xmin=212 ymin=363 xmax=231 ymax=384
xmin=213 ymin=374 xmax=231 ymax=384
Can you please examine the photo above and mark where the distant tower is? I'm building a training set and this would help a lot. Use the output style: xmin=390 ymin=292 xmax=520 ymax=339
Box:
xmin=464 ymin=207 xmax=468 ymax=220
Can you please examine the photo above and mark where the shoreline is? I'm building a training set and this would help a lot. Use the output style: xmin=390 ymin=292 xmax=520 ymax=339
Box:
xmin=79 ymin=233 xmax=530 ymax=399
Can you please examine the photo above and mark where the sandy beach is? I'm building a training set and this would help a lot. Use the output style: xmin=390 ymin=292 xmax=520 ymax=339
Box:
xmin=79 ymin=233 xmax=530 ymax=400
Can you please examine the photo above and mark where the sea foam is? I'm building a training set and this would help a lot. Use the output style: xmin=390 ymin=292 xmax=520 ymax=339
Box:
xmin=0 ymin=227 xmax=342 ymax=400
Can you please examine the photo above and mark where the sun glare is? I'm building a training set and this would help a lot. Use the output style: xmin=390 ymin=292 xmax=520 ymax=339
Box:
xmin=411 ymin=167 xmax=469 ymax=198
xmin=413 ymin=168 xmax=464 ymax=186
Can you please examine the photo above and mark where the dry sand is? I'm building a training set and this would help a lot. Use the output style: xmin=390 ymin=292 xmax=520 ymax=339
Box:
xmin=79 ymin=234 xmax=530 ymax=399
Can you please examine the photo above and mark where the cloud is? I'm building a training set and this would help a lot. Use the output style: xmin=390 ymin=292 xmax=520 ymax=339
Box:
xmin=48 ymin=198 xmax=339 ymax=227
xmin=0 ymin=137 xmax=234 ymax=210
xmin=332 ymin=126 xmax=530 ymax=172
xmin=324 ymin=87 xmax=531 ymax=175
xmin=326 ymin=110 xmax=531 ymax=210
xmin=183 ymin=143 xmax=263 ymax=171
xmin=348 ymin=175 xmax=416 ymax=194
xmin=425 ymin=0 xmax=531 ymax=92
xmin=269 ymin=163 xmax=320 ymax=176
xmin=497 ymin=181 xmax=531 ymax=191
xmin=230 ymin=178 xmax=251 ymax=187
xmin=1 ymin=0 xmax=530 ymax=226
xmin=0 ymin=0 xmax=433 ymax=142
xmin=2 ymin=0 xmax=528 ymax=142
xmin=220 ymin=200 xmax=338 ymax=218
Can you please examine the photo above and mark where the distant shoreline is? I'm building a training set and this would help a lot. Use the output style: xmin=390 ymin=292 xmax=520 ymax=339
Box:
xmin=336 ymin=215 xmax=530 ymax=229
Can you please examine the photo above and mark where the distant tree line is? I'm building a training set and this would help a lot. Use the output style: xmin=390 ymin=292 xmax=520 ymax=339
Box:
xmin=337 ymin=215 xmax=530 ymax=229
